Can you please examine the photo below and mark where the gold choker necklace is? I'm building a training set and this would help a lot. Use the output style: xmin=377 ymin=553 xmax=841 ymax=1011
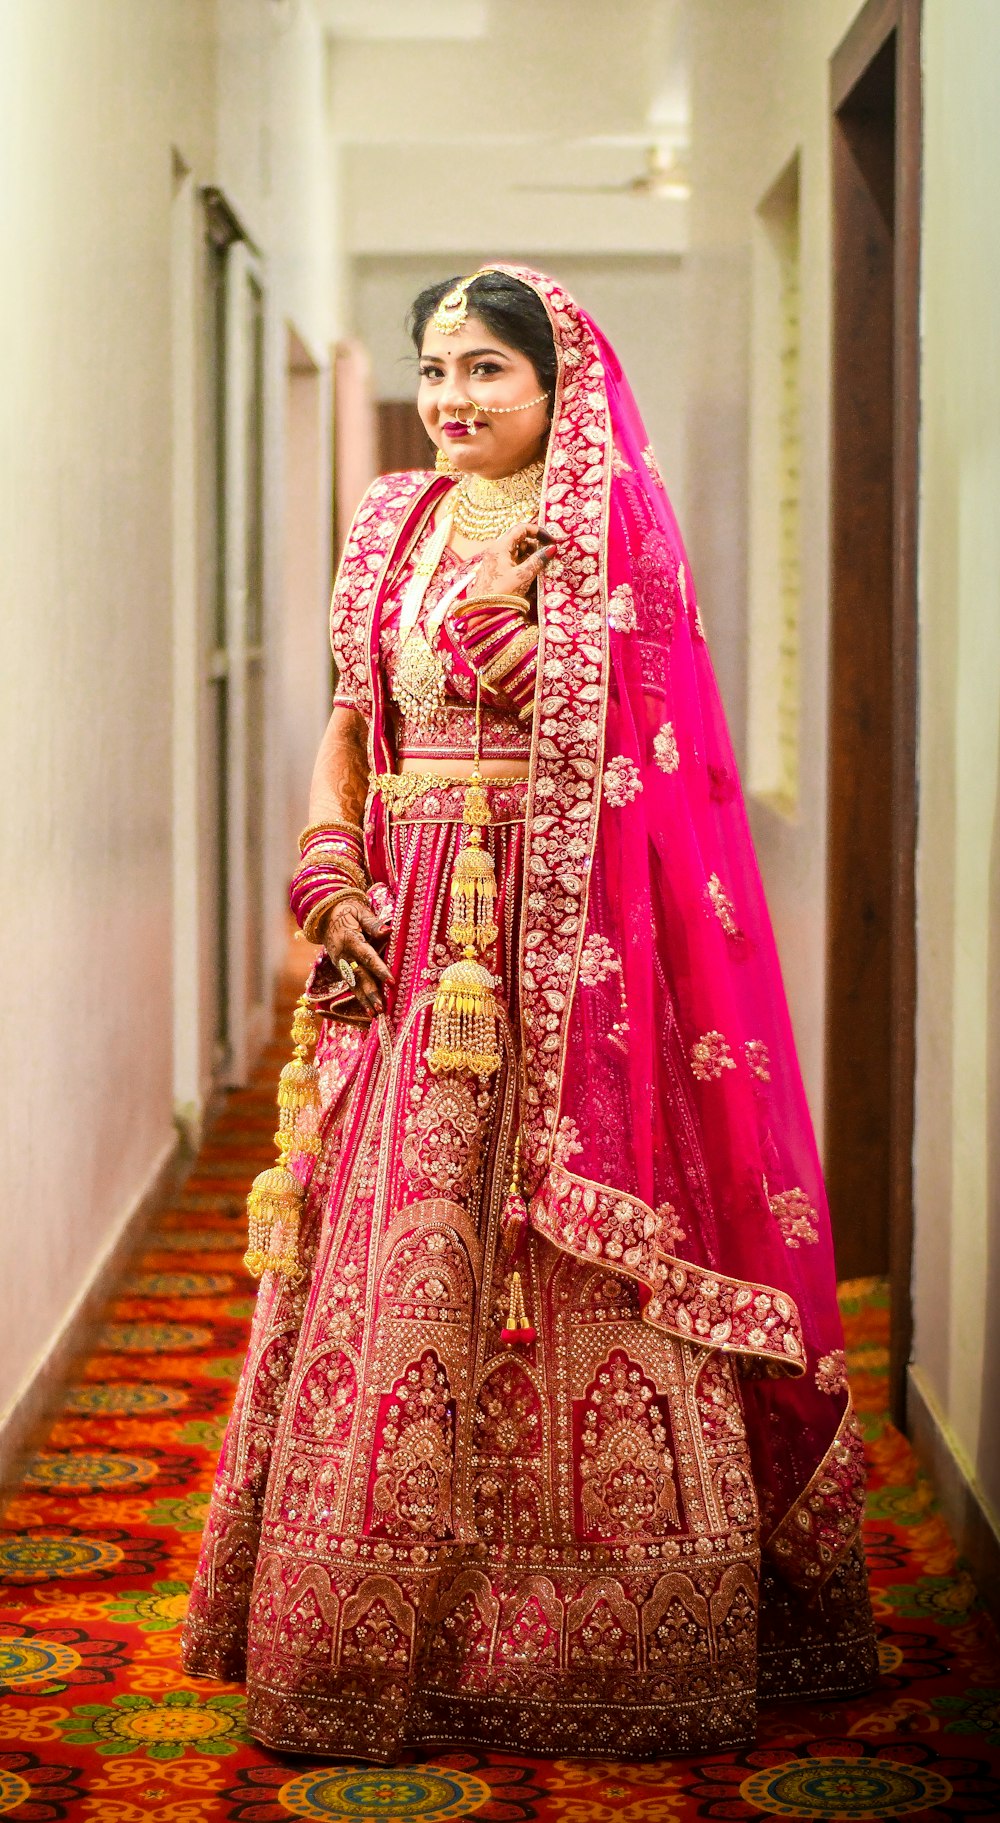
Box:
xmin=450 ymin=459 xmax=545 ymax=543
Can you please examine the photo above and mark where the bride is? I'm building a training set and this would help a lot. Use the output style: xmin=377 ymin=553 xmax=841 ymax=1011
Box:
xmin=182 ymin=264 xmax=876 ymax=1761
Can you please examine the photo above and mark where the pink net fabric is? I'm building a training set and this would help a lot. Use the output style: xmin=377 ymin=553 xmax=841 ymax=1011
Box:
xmin=492 ymin=269 xmax=857 ymax=1580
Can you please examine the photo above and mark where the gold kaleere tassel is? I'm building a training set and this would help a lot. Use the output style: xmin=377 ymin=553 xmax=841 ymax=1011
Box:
xmin=245 ymin=996 xmax=321 ymax=1280
xmin=426 ymin=953 xmax=502 ymax=1077
xmin=447 ymin=774 xmax=499 ymax=950
xmin=426 ymin=677 xmax=502 ymax=1078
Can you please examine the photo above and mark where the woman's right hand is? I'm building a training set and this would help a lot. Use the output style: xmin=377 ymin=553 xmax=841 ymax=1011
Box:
xmin=467 ymin=519 xmax=558 ymax=602
xmin=320 ymin=896 xmax=394 ymax=1019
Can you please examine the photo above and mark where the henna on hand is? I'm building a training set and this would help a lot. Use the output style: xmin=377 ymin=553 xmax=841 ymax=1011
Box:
xmin=467 ymin=520 xmax=559 ymax=603
xmin=320 ymin=897 xmax=394 ymax=1020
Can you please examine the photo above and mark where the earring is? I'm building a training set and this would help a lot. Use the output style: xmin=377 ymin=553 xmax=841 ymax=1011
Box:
xmin=435 ymin=448 xmax=459 ymax=474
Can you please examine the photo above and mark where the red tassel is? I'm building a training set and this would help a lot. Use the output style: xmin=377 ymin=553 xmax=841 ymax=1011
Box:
xmin=501 ymin=1270 xmax=535 ymax=1347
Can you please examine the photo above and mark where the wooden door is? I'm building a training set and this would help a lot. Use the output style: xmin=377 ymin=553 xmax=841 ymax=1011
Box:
xmin=377 ymin=400 xmax=435 ymax=476
xmin=827 ymin=0 xmax=921 ymax=1423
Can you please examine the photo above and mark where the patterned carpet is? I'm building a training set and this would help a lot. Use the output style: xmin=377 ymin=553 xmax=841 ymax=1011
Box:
xmin=2 ymin=969 xmax=1000 ymax=1822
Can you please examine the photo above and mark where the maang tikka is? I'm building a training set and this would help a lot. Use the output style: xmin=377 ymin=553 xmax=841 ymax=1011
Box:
xmin=431 ymin=269 xmax=491 ymax=335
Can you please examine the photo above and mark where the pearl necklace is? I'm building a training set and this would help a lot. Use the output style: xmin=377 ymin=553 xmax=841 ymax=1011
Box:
xmin=451 ymin=459 xmax=545 ymax=543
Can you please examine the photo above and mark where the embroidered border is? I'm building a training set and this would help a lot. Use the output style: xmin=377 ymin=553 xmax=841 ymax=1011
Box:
xmin=493 ymin=268 xmax=612 ymax=1188
xmin=529 ymin=1163 xmax=805 ymax=1370
xmin=765 ymin=1396 xmax=866 ymax=1587
xmin=329 ymin=471 xmax=439 ymax=727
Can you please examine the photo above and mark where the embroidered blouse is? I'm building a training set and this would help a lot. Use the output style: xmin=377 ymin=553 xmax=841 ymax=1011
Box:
xmin=333 ymin=512 xmax=540 ymax=764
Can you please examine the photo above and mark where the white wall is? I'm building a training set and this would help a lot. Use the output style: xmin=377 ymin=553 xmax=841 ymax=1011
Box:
xmin=682 ymin=0 xmax=860 ymax=1134
xmin=0 ymin=0 xmax=339 ymax=1448
xmin=911 ymin=0 xmax=1000 ymax=1526
xmin=351 ymin=252 xmax=689 ymax=525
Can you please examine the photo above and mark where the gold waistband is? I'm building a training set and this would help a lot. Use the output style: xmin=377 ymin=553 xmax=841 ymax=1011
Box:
xmin=372 ymin=772 xmax=528 ymax=815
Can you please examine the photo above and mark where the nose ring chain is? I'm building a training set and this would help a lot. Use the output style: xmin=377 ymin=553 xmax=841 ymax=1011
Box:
xmin=450 ymin=391 xmax=549 ymax=435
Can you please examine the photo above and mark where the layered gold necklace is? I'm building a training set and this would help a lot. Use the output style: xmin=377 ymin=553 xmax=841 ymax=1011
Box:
xmin=450 ymin=458 xmax=545 ymax=543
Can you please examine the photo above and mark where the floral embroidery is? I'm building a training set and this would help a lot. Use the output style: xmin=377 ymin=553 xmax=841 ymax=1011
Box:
xmin=690 ymin=1031 xmax=736 ymax=1081
xmin=472 ymin=1361 xmax=546 ymax=1549
xmin=579 ymin=1353 xmax=679 ymax=1537
xmin=552 ymin=1116 xmax=583 ymax=1166
xmin=654 ymin=1200 xmax=686 ymax=1253
xmin=641 ymin=444 xmax=666 ymax=488
xmin=767 ymin=1405 xmax=866 ymax=1583
xmin=770 ymin=1187 xmax=820 ymax=1248
xmin=744 ymin=1039 xmax=771 ymax=1082
xmin=401 ymin=1074 xmax=486 ymax=1197
xmin=653 ymin=721 xmax=679 ymax=773
xmin=705 ymin=872 xmax=742 ymax=940
xmin=607 ymin=583 xmax=637 ymax=632
xmin=611 ymin=447 xmax=632 ymax=475
xmin=530 ymin=1164 xmax=804 ymax=1365
xmin=330 ymin=472 xmax=429 ymax=719
xmin=578 ymin=932 xmax=621 ymax=987
xmin=634 ymin=528 xmax=680 ymax=637
xmin=371 ymin=1352 xmax=453 ymax=1537
xmin=603 ymin=755 xmax=643 ymax=807
xmin=815 ymin=1349 xmax=849 ymax=1396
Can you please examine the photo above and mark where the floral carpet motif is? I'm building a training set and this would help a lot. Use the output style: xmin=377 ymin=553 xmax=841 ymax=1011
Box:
xmin=1 ymin=969 xmax=999 ymax=1820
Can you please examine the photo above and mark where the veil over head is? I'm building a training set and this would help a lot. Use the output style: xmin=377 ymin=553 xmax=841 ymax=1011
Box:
xmin=329 ymin=263 xmax=865 ymax=1588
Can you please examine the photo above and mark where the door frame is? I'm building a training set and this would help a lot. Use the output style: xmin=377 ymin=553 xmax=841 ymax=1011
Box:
xmin=829 ymin=0 xmax=922 ymax=1428
xmin=203 ymin=189 xmax=270 ymax=1088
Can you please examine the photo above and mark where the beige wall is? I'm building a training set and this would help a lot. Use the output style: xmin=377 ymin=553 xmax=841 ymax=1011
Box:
xmin=683 ymin=0 xmax=860 ymax=1134
xmin=911 ymin=0 xmax=1000 ymax=1525
xmin=0 ymin=0 xmax=338 ymax=1446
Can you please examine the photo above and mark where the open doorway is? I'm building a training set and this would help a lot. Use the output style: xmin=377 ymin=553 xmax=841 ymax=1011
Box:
xmin=825 ymin=0 xmax=921 ymax=1425
xmin=282 ymin=328 xmax=333 ymax=865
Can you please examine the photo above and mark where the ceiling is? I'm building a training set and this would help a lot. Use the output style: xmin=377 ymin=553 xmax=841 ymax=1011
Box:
xmin=319 ymin=0 xmax=691 ymax=257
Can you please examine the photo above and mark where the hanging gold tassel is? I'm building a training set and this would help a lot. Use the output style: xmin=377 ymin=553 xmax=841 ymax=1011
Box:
xmin=501 ymin=1269 xmax=536 ymax=1347
xmin=426 ymin=675 xmax=502 ymax=1077
xmin=426 ymin=954 xmax=501 ymax=1077
xmin=447 ymin=827 xmax=499 ymax=949
xmin=245 ymin=996 xmax=320 ymax=1280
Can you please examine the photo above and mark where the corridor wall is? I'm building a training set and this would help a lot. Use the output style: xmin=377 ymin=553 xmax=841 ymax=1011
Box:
xmin=0 ymin=0 xmax=339 ymax=1478
xmin=683 ymin=0 xmax=859 ymax=1137
xmin=911 ymin=0 xmax=1000 ymax=1596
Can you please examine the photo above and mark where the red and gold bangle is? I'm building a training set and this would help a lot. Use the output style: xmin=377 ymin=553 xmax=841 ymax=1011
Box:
xmin=298 ymin=819 xmax=364 ymax=856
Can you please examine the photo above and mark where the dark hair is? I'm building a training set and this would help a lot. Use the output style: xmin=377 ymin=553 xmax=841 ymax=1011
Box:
xmin=407 ymin=271 xmax=558 ymax=397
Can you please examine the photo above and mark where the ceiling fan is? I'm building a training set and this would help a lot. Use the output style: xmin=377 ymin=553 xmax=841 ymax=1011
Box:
xmin=514 ymin=143 xmax=690 ymax=202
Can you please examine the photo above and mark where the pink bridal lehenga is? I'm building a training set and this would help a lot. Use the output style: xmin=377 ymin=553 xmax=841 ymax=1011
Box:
xmin=181 ymin=265 xmax=877 ymax=1761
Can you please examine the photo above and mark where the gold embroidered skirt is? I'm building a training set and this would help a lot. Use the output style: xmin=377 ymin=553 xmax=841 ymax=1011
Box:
xmin=181 ymin=777 xmax=875 ymax=1761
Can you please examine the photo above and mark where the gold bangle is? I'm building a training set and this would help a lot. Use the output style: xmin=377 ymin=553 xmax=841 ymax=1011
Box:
xmin=298 ymin=819 xmax=364 ymax=855
xmin=456 ymin=592 xmax=531 ymax=617
xmin=304 ymin=851 xmax=369 ymax=888
xmin=302 ymin=886 xmax=368 ymax=945
xmin=481 ymin=627 xmax=539 ymax=691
